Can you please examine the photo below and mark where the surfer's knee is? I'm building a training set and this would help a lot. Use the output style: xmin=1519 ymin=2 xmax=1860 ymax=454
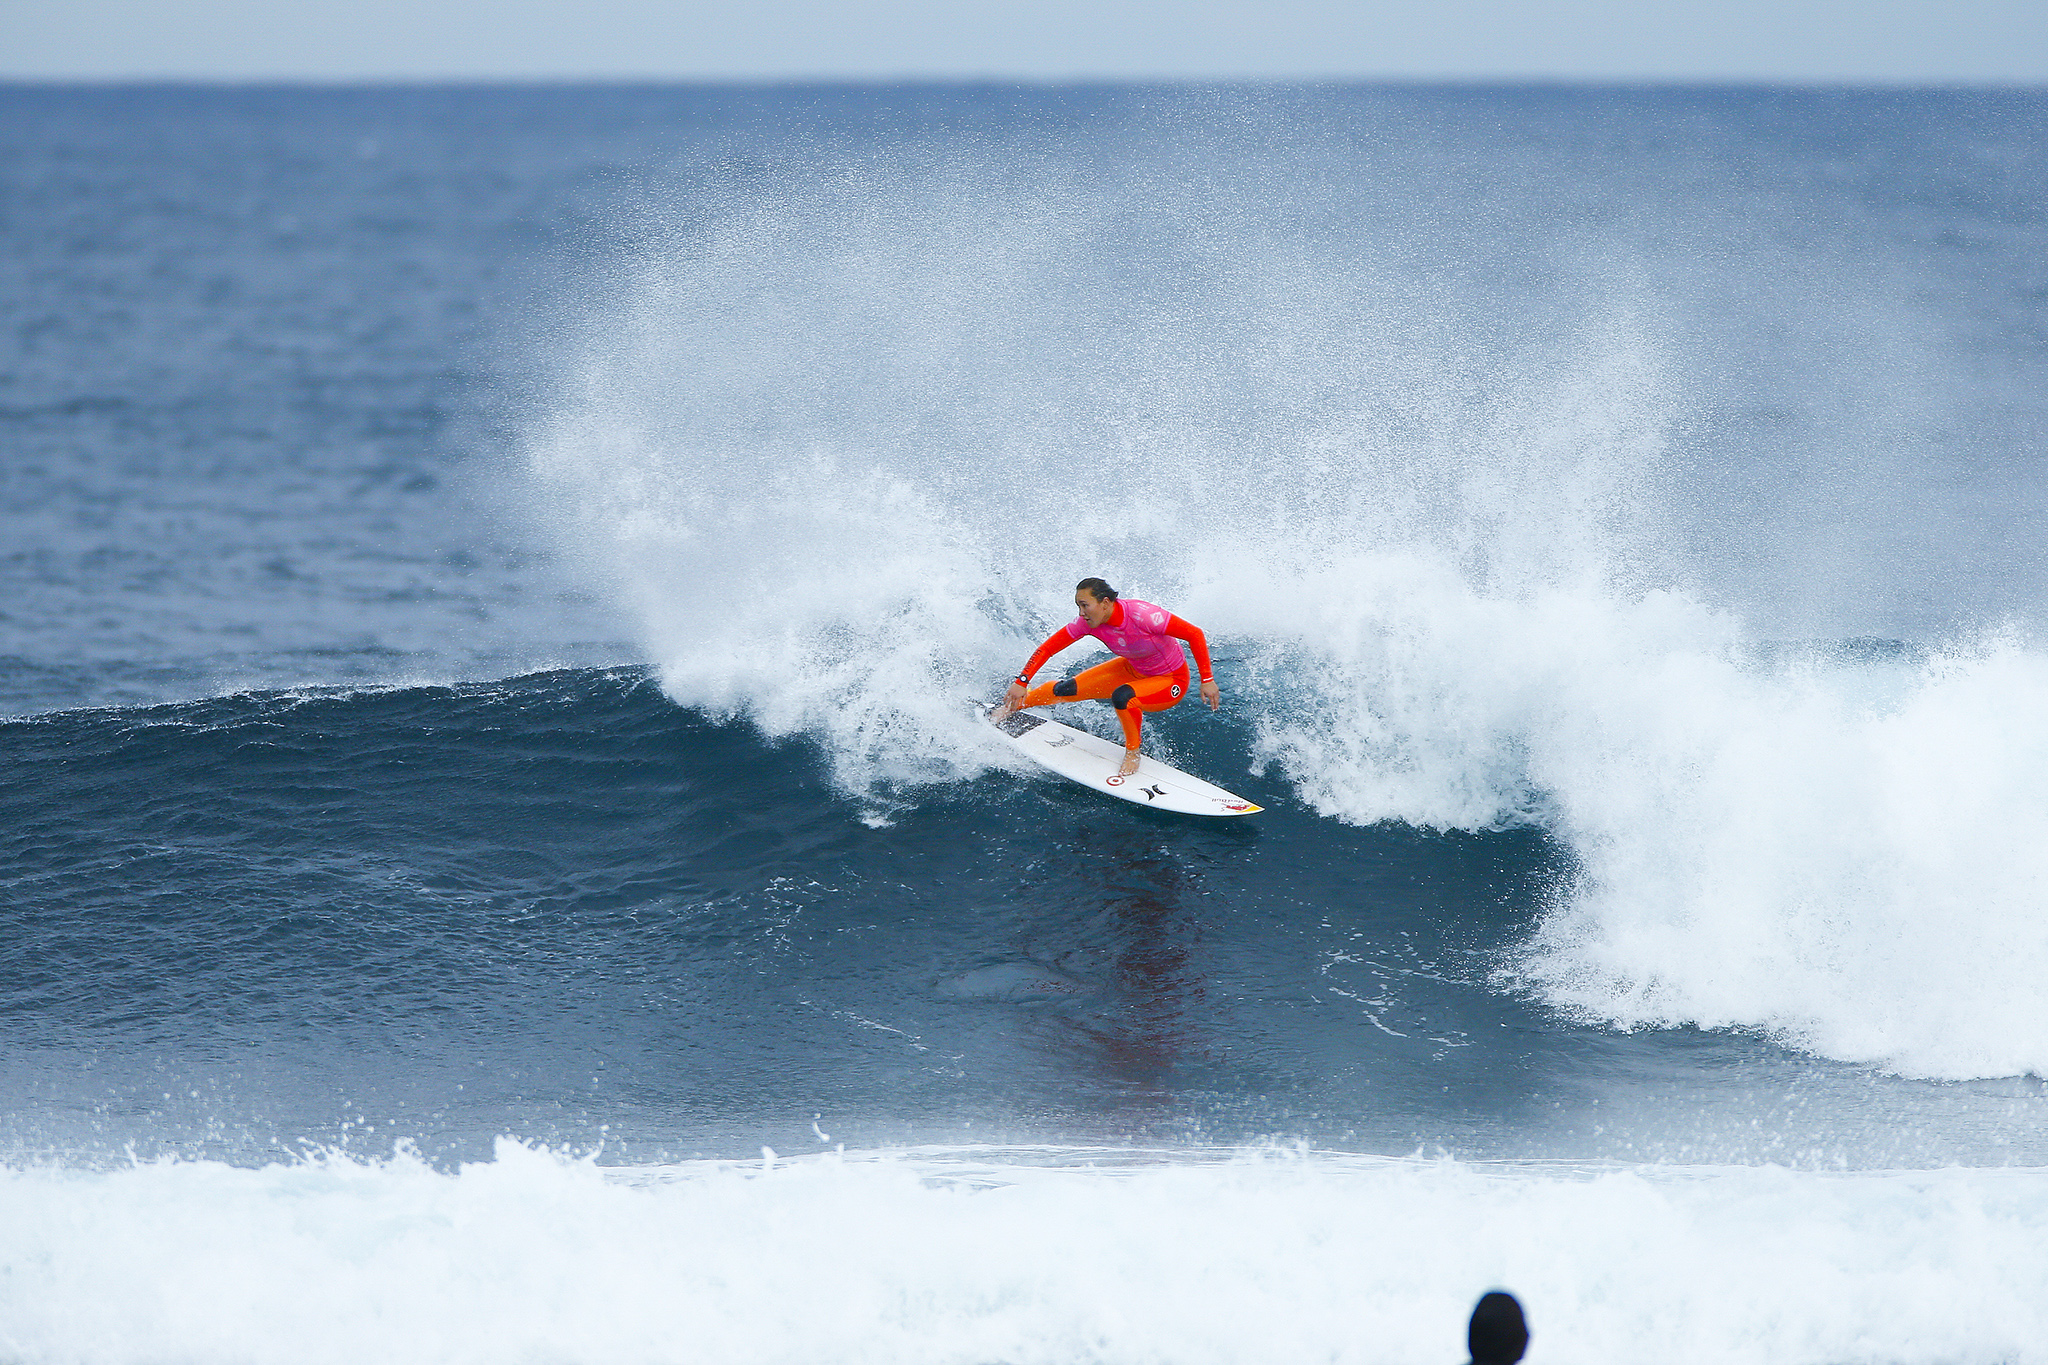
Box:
xmin=1052 ymin=678 xmax=1078 ymax=698
xmin=1110 ymin=683 xmax=1137 ymax=710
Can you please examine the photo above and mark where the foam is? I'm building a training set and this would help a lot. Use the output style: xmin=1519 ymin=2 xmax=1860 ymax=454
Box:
xmin=1513 ymin=636 xmax=2048 ymax=1079
xmin=2 ymin=1142 xmax=2043 ymax=1365
xmin=1248 ymin=558 xmax=2048 ymax=1079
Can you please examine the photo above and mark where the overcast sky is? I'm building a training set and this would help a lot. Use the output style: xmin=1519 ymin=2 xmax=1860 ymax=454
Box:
xmin=4 ymin=0 xmax=2046 ymax=85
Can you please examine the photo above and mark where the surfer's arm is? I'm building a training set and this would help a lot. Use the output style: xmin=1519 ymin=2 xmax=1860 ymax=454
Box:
xmin=1013 ymin=624 xmax=1080 ymax=686
xmin=998 ymin=624 xmax=1081 ymax=712
xmin=1165 ymin=615 xmax=1222 ymax=711
xmin=1163 ymin=615 xmax=1212 ymax=680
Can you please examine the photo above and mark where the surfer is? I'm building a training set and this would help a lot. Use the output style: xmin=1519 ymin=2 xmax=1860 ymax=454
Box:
xmin=991 ymin=577 xmax=1220 ymax=778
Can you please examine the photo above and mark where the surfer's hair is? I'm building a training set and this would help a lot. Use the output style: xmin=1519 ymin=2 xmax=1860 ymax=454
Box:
xmin=1075 ymin=577 xmax=1118 ymax=602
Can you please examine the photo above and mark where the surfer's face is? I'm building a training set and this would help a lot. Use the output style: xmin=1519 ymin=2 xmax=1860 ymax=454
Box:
xmin=1076 ymin=590 xmax=1115 ymax=627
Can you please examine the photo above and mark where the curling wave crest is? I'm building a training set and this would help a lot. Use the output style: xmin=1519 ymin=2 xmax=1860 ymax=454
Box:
xmin=531 ymin=153 xmax=2048 ymax=1081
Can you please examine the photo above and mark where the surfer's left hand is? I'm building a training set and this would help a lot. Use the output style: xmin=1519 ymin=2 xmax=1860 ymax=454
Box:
xmin=1200 ymin=679 xmax=1221 ymax=711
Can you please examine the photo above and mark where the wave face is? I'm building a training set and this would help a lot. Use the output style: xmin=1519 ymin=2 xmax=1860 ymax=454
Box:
xmin=5 ymin=667 xmax=2042 ymax=1171
xmin=530 ymin=88 xmax=2048 ymax=1081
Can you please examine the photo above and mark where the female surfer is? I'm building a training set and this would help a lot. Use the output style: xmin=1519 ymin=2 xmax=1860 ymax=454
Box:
xmin=991 ymin=577 xmax=1221 ymax=777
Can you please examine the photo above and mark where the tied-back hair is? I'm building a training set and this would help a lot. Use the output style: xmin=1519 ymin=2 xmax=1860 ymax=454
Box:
xmin=1075 ymin=576 xmax=1118 ymax=602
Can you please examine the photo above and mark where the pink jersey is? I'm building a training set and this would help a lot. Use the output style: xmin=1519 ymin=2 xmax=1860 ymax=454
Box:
xmin=1065 ymin=598 xmax=1187 ymax=677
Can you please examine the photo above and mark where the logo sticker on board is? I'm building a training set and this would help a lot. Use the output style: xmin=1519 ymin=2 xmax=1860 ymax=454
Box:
xmin=1140 ymin=785 xmax=1166 ymax=801
xmin=1105 ymin=775 xmax=1124 ymax=786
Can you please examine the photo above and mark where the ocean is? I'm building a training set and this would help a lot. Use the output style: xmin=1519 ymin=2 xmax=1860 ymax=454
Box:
xmin=2 ymin=81 xmax=2046 ymax=1363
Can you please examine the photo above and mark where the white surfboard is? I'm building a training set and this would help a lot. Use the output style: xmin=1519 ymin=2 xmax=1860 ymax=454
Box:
xmin=978 ymin=703 xmax=1263 ymax=817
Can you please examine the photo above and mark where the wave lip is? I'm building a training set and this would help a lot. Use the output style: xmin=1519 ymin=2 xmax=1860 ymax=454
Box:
xmin=1235 ymin=546 xmax=2048 ymax=1081
xmin=1511 ymin=639 xmax=2048 ymax=1081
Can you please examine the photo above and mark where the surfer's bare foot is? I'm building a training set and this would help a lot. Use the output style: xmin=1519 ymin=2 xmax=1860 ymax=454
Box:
xmin=1118 ymin=749 xmax=1140 ymax=778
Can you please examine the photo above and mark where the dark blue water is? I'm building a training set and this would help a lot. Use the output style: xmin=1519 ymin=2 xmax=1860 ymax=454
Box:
xmin=4 ymin=83 xmax=2048 ymax=1364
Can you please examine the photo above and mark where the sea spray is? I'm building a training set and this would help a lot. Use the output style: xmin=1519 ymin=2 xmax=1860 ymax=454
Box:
xmin=528 ymin=154 xmax=1678 ymax=791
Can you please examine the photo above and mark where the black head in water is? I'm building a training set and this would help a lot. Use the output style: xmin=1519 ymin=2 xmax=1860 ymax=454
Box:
xmin=1468 ymin=1291 xmax=1529 ymax=1365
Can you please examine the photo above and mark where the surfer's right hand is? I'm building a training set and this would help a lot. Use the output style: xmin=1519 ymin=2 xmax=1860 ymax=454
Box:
xmin=1002 ymin=680 xmax=1027 ymax=709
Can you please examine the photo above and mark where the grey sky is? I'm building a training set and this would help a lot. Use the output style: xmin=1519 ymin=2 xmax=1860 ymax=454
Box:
xmin=4 ymin=0 xmax=2046 ymax=84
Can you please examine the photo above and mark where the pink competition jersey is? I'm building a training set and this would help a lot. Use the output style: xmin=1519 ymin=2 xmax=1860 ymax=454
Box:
xmin=1065 ymin=599 xmax=1187 ymax=676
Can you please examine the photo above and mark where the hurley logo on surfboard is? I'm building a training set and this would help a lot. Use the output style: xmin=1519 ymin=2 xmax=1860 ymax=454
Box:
xmin=1106 ymin=775 xmax=1168 ymax=800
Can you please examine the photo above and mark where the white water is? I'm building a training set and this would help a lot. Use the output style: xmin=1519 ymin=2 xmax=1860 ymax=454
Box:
xmin=4 ymin=1141 xmax=2045 ymax=1365
xmin=530 ymin=145 xmax=2048 ymax=1082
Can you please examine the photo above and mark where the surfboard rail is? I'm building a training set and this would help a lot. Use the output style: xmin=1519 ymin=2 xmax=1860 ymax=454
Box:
xmin=978 ymin=703 xmax=1262 ymax=817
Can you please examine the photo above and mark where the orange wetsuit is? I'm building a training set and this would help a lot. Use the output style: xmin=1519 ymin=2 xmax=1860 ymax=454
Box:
xmin=1011 ymin=598 xmax=1214 ymax=750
